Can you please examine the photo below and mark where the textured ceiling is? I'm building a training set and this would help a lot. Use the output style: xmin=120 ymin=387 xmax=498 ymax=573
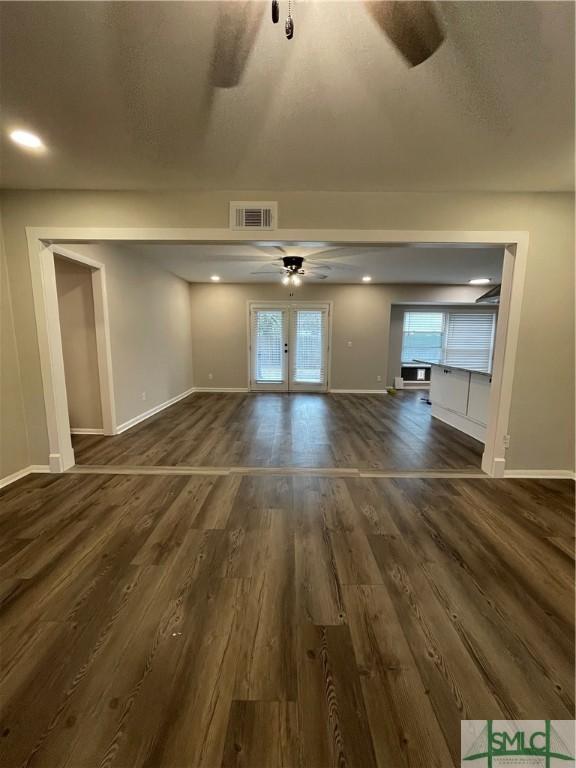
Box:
xmin=1 ymin=1 xmax=573 ymax=192
xmin=117 ymin=242 xmax=504 ymax=284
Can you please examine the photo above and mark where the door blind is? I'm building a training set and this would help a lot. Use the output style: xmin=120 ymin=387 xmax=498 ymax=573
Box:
xmin=252 ymin=309 xmax=284 ymax=383
xmin=291 ymin=309 xmax=326 ymax=384
xmin=444 ymin=312 xmax=496 ymax=372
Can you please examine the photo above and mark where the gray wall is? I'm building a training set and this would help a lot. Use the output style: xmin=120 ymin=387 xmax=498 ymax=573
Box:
xmin=0 ymin=189 xmax=573 ymax=472
xmin=189 ymin=283 xmax=483 ymax=390
xmin=55 ymin=257 xmax=103 ymax=430
xmin=1 ymin=211 xmax=29 ymax=477
xmin=64 ymin=244 xmax=194 ymax=428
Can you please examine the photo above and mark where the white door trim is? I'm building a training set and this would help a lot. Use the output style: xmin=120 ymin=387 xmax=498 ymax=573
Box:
xmin=27 ymin=227 xmax=529 ymax=477
xmin=30 ymin=241 xmax=117 ymax=470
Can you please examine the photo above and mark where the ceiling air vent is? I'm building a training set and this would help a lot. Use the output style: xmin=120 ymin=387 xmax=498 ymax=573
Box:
xmin=229 ymin=201 xmax=277 ymax=230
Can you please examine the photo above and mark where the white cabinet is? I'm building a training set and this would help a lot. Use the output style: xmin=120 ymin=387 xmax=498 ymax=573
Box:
xmin=429 ymin=364 xmax=491 ymax=444
xmin=430 ymin=366 xmax=470 ymax=415
xmin=467 ymin=372 xmax=491 ymax=426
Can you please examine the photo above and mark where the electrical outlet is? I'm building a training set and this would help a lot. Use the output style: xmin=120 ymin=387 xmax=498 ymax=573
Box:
xmin=347 ymin=340 xmax=353 ymax=347
xmin=503 ymin=434 xmax=511 ymax=448
xmin=376 ymin=375 xmax=382 ymax=382
xmin=208 ymin=373 xmax=213 ymax=381
xmin=141 ymin=391 xmax=146 ymax=401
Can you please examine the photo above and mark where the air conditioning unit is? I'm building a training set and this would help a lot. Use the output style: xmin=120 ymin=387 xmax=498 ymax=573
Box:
xmin=229 ymin=201 xmax=277 ymax=230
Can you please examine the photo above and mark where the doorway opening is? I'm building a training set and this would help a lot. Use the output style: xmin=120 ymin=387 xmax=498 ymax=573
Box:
xmin=55 ymin=256 xmax=104 ymax=436
xmin=47 ymin=246 xmax=116 ymax=471
xmin=28 ymin=229 xmax=527 ymax=476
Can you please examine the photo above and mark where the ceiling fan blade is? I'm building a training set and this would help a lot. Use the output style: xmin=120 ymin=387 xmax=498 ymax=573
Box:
xmin=250 ymin=270 xmax=284 ymax=275
xmin=364 ymin=1 xmax=445 ymax=67
xmin=305 ymin=247 xmax=371 ymax=262
xmin=255 ymin=245 xmax=287 ymax=257
xmin=210 ymin=1 xmax=266 ymax=88
xmin=218 ymin=256 xmax=276 ymax=263
xmin=305 ymin=273 xmax=329 ymax=280
xmin=307 ymin=260 xmax=359 ymax=271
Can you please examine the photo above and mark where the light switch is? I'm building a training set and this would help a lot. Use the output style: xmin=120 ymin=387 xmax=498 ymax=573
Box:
xmin=347 ymin=340 xmax=353 ymax=347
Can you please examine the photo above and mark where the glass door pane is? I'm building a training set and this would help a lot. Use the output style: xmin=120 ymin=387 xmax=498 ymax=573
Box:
xmin=289 ymin=306 xmax=328 ymax=391
xmin=250 ymin=307 xmax=288 ymax=390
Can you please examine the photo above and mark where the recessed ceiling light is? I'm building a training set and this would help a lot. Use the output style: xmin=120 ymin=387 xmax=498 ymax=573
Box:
xmin=362 ymin=275 xmax=372 ymax=282
xmin=469 ymin=277 xmax=491 ymax=285
xmin=9 ymin=129 xmax=44 ymax=150
xmin=210 ymin=275 xmax=221 ymax=282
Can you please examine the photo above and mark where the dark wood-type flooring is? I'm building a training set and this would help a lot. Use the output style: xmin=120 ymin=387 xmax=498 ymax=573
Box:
xmin=72 ymin=391 xmax=484 ymax=470
xmin=0 ymin=471 xmax=573 ymax=767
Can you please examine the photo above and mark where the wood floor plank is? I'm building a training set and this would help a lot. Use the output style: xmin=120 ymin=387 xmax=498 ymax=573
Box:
xmin=233 ymin=511 xmax=296 ymax=701
xmin=343 ymin=584 xmax=455 ymax=768
xmin=548 ymin=536 xmax=576 ymax=559
xmin=423 ymin=557 xmax=574 ymax=718
xmin=368 ymin=533 xmax=506 ymax=761
xmin=379 ymin=479 xmax=575 ymax=712
xmin=222 ymin=701 xmax=301 ymax=768
xmin=130 ymin=475 xmax=216 ymax=565
xmin=294 ymin=476 xmax=345 ymax=625
xmin=297 ymin=623 xmax=378 ymax=768
xmin=191 ymin=474 xmax=242 ymax=529
xmin=330 ymin=530 xmax=384 ymax=585
xmin=98 ymin=575 xmax=248 ymax=768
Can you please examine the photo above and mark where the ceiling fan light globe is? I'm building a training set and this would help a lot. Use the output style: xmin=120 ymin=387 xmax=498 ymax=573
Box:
xmin=292 ymin=275 xmax=302 ymax=287
xmin=282 ymin=275 xmax=290 ymax=285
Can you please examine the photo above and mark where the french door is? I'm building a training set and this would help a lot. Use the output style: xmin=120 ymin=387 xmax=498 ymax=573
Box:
xmin=249 ymin=303 xmax=330 ymax=392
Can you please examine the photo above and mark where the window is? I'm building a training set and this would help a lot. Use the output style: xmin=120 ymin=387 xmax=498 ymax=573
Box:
xmin=401 ymin=310 xmax=497 ymax=373
xmin=401 ymin=312 xmax=444 ymax=364
xmin=444 ymin=312 xmax=496 ymax=372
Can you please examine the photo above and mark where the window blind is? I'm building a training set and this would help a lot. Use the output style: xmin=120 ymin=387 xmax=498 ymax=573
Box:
xmin=291 ymin=309 xmax=326 ymax=384
xmin=444 ymin=312 xmax=496 ymax=372
xmin=401 ymin=312 xmax=444 ymax=363
xmin=252 ymin=309 xmax=284 ymax=383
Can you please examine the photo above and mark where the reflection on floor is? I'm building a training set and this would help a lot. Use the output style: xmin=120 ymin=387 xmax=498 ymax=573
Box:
xmin=72 ymin=391 xmax=484 ymax=470
xmin=0 ymin=472 xmax=573 ymax=767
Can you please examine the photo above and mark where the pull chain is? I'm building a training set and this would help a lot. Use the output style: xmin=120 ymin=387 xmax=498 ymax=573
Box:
xmin=285 ymin=0 xmax=294 ymax=39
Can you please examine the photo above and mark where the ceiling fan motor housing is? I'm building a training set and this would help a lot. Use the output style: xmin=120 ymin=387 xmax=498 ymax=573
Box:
xmin=283 ymin=256 xmax=305 ymax=273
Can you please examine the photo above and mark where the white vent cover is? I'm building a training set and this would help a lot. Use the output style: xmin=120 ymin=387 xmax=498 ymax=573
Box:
xmin=229 ymin=201 xmax=277 ymax=230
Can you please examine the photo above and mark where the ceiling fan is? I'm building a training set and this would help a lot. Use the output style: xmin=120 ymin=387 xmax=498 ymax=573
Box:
xmin=251 ymin=254 xmax=328 ymax=285
xmin=249 ymin=245 xmax=361 ymax=285
xmin=211 ymin=1 xmax=445 ymax=88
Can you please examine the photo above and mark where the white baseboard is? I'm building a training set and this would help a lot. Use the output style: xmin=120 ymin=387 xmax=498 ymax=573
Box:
xmin=195 ymin=387 xmax=249 ymax=393
xmin=503 ymin=469 xmax=576 ymax=480
xmin=483 ymin=455 xmax=506 ymax=477
xmin=115 ymin=386 xmax=196 ymax=434
xmin=49 ymin=453 xmax=65 ymax=472
xmin=0 ymin=464 xmax=50 ymax=489
xmin=70 ymin=428 xmax=104 ymax=435
xmin=329 ymin=389 xmax=388 ymax=395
